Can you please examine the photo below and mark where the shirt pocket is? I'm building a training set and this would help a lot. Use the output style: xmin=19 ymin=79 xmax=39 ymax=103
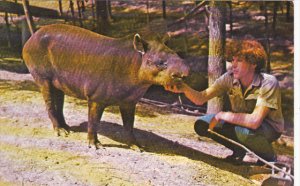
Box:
xmin=228 ymin=91 xmax=246 ymax=112
xmin=245 ymin=92 xmax=259 ymax=113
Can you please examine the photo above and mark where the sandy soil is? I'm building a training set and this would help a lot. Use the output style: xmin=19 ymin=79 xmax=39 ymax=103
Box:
xmin=0 ymin=68 xmax=294 ymax=186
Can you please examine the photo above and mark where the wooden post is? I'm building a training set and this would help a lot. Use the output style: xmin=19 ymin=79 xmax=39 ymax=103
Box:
xmin=22 ymin=0 xmax=36 ymax=35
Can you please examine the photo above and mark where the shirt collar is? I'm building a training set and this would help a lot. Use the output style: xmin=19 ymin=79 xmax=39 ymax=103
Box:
xmin=232 ymin=73 xmax=261 ymax=87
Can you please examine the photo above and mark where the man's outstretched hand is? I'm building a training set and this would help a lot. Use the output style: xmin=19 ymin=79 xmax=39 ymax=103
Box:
xmin=164 ymin=81 xmax=186 ymax=94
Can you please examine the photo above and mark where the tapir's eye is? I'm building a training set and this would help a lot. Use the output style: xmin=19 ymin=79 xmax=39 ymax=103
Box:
xmin=155 ymin=60 xmax=168 ymax=70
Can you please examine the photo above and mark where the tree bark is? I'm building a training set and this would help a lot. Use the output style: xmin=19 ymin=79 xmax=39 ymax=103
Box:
xmin=264 ymin=2 xmax=271 ymax=73
xmin=69 ymin=0 xmax=76 ymax=25
xmin=162 ymin=0 xmax=166 ymax=19
xmin=107 ymin=0 xmax=112 ymax=20
xmin=58 ymin=0 xmax=63 ymax=16
xmin=286 ymin=1 xmax=291 ymax=22
xmin=4 ymin=12 xmax=12 ymax=48
xmin=272 ymin=1 xmax=278 ymax=38
xmin=228 ymin=1 xmax=233 ymax=38
xmin=22 ymin=0 xmax=35 ymax=35
xmin=95 ymin=0 xmax=109 ymax=33
xmin=146 ymin=0 xmax=150 ymax=25
xmin=207 ymin=1 xmax=226 ymax=114
xmin=76 ymin=0 xmax=83 ymax=27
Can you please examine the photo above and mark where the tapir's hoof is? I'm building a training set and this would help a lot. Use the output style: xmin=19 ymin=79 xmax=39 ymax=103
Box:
xmin=88 ymin=139 xmax=103 ymax=150
xmin=55 ymin=126 xmax=70 ymax=137
xmin=129 ymin=143 xmax=144 ymax=152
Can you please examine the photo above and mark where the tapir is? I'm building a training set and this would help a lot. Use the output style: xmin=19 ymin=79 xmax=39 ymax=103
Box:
xmin=22 ymin=24 xmax=189 ymax=150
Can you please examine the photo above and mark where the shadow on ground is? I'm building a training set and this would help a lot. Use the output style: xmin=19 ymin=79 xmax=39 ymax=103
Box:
xmin=0 ymin=58 xmax=28 ymax=74
xmin=71 ymin=121 xmax=267 ymax=179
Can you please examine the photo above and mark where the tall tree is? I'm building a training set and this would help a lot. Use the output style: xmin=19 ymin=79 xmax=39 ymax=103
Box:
xmin=146 ymin=0 xmax=150 ymax=24
xmin=107 ymin=0 xmax=112 ymax=20
xmin=228 ymin=1 xmax=233 ymax=38
xmin=69 ymin=0 xmax=76 ymax=25
xmin=264 ymin=2 xmax=271 ymax=73
xmin=272 ymin=1 xmax=279 ymax=38
xmin=58 ymin=0 xmax=63 ymax=16
xmin=4 ymin=12 xmax=12 ymax=48
xmin=95 ymin=0 xmax=109 ymax=33
xmin=162 ymin=0 xmax=166 ymax=19
xmin=207 ymin=1 xmax=226 ymax=114
xmin=22 ymin=0 xmax=35 ymax=35
xmin=286 ymin=1 xmax=291 ymax=22
xmin=76 ymin=0 xmax=83 ymax=27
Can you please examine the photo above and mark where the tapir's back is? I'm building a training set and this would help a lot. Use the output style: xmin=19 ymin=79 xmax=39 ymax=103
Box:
xmin=22 ymin=24 xmax=141 ymax=101
xmin=23 ymin=24 xmax=134 ymax=75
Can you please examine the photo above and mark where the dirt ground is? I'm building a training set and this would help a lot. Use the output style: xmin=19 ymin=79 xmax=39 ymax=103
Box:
xmin=0 ymin=66 xmax=294 ymax=186
xmin=0 ymin=1 xmax=294 ymax=185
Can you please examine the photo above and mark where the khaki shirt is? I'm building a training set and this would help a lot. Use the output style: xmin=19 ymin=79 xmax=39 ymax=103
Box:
xmin=211 ymin=71 xmax=284 ymax=133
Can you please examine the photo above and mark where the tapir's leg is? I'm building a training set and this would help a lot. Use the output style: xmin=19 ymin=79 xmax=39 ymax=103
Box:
xmin=88 ymin=101 xmax=105 ymax=149
xmin=54 ymin=88 xmax=70 ymax=131
xmin=119 ymin=103 xmax=142 ymax=151
xmin=40 ymin=80 xmax=69 ymax=136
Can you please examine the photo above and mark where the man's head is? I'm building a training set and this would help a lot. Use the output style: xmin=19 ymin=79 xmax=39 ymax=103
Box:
xmin=226 ymin=39 xmax=267 ymax=73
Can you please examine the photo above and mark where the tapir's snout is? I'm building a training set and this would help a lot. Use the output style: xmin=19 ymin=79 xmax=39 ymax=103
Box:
xmin=170 ymin=62 xmax=189 ymax=81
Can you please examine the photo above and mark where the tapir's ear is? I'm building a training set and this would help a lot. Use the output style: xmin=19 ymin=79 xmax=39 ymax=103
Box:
xmin=133 ymin=34 xmax=148 ymax=54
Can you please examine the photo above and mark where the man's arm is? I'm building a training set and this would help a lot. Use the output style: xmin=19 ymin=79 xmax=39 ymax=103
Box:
xmin=165 ymin=83 xmax=219 ymax=105
xmin=210 ymin=105 xmax=270 ymax=130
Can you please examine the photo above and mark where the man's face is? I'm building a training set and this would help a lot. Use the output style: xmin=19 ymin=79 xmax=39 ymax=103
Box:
xmin=232 ymin=57 xmax=256 ymax=79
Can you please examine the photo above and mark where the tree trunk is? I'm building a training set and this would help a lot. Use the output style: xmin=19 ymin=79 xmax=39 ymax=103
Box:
xmin=264 ymin=2 xmax=271 ymax=73
xmin=95 ymin=0 xmax=109 ymax=33
xmin=69 ymin=0 xmax=76 ymax=25
xmin=228 ymin=1 xmax=233 ymax=38
xmin=4 ymin=12 xmax=12 ymax=48
xmin=272 ymin=1 xmax=278 ymax=38
xmin=80 ymin=0 xmax=85 ymax=13
xmin=107 ymin=0 xmax=112 ymax=20
xmin=286 ymin=1 xmax=291 ymax=22
xmin=22 ymin=0 xmax=35 ymax=35
xmin=58 ymin=0 xmax=63 ymax=16
xmin=86 ymin=0 xmax=96 ymax=28
xmin=207 ymin=1 xmax=226 ymax=114
xmin=146 ymin=0 xmax=150 ymax=25
xmin=76 ymin=0 xmax=83 ymax=27
xmin=162 ymin=0 xmax=166 ymax=19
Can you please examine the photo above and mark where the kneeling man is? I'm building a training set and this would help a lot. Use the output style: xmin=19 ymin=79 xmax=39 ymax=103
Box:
xmin=165 ymin=39 xmax=284 ymax=164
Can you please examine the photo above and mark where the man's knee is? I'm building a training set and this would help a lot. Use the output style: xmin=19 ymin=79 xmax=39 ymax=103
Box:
xmin=194 ymin=120 xmax=209 ymax=136
xmin=234 ymin=126 xmax=252 ymax=143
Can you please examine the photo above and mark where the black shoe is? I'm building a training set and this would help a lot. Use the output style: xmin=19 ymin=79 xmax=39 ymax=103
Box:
xmin=256 ymin=155 xmax=277 ymax=166
xmin=224 ymin=153 xmax=245 ymax=165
